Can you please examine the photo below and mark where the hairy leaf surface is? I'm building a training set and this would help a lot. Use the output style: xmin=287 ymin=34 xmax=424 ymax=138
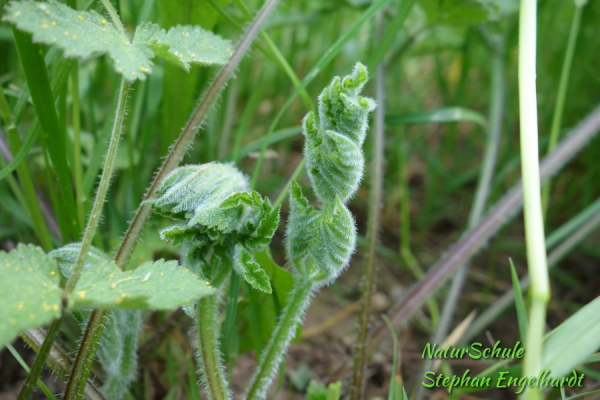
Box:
xmin=0 ymin=245 xmax=62 ymax=349
xmin=304 ymin=62 xmax=376 ymax=202
xmin=233 ymin=244 xmax=271 ymax=293
xmin=70 ymin=259 xmax=215 ymax=310
xmin=4 ymin=0 xmax=232 ymax=81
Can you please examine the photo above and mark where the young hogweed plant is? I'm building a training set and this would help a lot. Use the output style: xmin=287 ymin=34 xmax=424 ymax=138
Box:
xmin=246 ymin=62 xmax=376 ymax=400
xmin=149 ymin=63 xmax=374 ymax=400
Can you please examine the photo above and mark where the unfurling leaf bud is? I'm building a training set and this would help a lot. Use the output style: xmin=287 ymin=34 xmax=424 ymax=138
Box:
xmin=304 ymin=62 xmax=376 ymax=203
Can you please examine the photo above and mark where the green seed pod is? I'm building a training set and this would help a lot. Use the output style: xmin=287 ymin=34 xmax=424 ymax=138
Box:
xmin=304 ymin=62 xmax=376 ymax=203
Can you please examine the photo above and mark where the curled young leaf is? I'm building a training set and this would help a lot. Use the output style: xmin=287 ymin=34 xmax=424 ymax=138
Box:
xmin=304 ymin=62 xmax=376 ymax=203
xmin=285 ymin=182 xmax=356 ymax=284
xmin=145 ymin=163 xmax=249 ymax=221
xmin=233 ymin=244 xmax=272 ymax=293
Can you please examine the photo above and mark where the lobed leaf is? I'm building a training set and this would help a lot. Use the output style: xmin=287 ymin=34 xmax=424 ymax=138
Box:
xmin=135 ymin=22 xmax=232 ymax=72
xmin=233 ymin=244 xmax=272 ymax=293
xmin=4 ymin=0 xmax=153 ymax=81
xmin=0 ymin=244 xmax=62 ymax=349
xmin=4 ymin=1 xmax=232 ymax=82
xmin=70 ymin=259 xmax=215 ymax=310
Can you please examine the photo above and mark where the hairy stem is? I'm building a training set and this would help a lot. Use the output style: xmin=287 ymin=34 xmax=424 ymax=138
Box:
xmin=518 ymin=1 xmax=549 ymax=398
xmin=20 ymin=328 xmax=105 ymax=399
xmin=115 ymin=0 xmax=280 ymax=268
xmin=17 ymin=318 xmax=62 ymax=400
xmin=196 ymin=294 xmax=231 ymax=400
xmin=64 ymin=79 xmax=129 ymax=297
xmin=65 ymin=2 xmax=281 ymax=397
xmin=245 ymin=277 xmax=313 ymax=399
xmin=349 ymin=14 xmax=386 ymax=398
xmin=63 ymin=310 xmax=106 ymax=400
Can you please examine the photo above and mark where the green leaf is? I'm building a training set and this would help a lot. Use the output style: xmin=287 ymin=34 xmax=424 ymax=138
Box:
xmin=69 ymin=259 xmax=215 ymax=310
xmin=146 ymin=163 xmax=249 ymax=221
xmin=508 ymin=259 xmax=528 ymax=343
xmin=49 ymin=243 xmax=110 ymax=278
xmin=233 ymin=244 xmax=271 ymax=294
xmin=4 ymin=1 xmax=232 ymax=81
xmin=305 ymin=62 xmax=376 ymax=203
xmin=541 ymin=296 xmax=600 ymax=378
xmin=385 ymin=107 xmax=486 ymax=126
xmin=4 ymin=0 xmax=153 ymax=81
xmin=134 ymin=23 xmax=233 ymax=71
xmin=286 ymin=182 xmax=356 ymax=284
xmin=0 ymin=244 xmax=62 ymax=349
xmin=98 ymin=310 xmax=142 ymax=400
xmin=306 ymin=381 xmax=342 ymax=400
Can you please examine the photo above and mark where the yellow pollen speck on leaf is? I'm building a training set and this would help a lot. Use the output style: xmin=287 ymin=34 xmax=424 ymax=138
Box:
xmin=64 ymin=31 xmax=69 ymax=36
xmin=111 ymin=283 xmax=117 ymax=289
xmin=14 ymin=267 xmax=19 ymax=272
xmin=190 ymin=53 xmax=196 ymax=58
xmin=77 ymin=14 xmax=83 ymax=21
xmin=41 ymin=23 xmax=48 ymax=29
xmin=101 ymin=19 xmax=106 ymax=24
xmin=45 ymin=10 xmax=50 ymax=15
xmin=50 ymin=271 xmax=56 ymax=276
xmin=51 ymin=21 xmax=56 ymax=26
xmin=10 ymin=319 xmax=17 ymax=326
xmin=29 ymin=314 xmax=36 ymax=320
xmin=28 ymin=267 xmax=33 ymax=271
xmin=72 ymin=35 xmax=77 ymax=40
xmin=115 ymin=298 xmax=123 ymax=305
xmin=77 ymin=291 xmax=86 ymax=298
xmin=5 ymin=263 xmax=9 ymax=268
xmin=16 ymin=301 xmax=24 ymax=311
xmin=141 ymin=67 xmax=147 ymax=72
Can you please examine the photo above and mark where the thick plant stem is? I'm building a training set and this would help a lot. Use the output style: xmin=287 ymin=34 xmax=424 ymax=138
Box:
xmin=17 ymin=318 xmax=62 ymax=400
xmin=115 ymin=0 xmax=280 ymax=268
xmin=245 ymin=277 xmax=313 ymax=399
xmin=196 ymin=295 xmax=231 ymax=400
xmin=349 ymin=16 xmax=386 ymax=398
xmin=541 ymin=1 xmax=584 ymax=217
xmin=518 ymin=1 xmax=550 ymax=398
xmin=64 ymin=79 xmax=129 ymax=297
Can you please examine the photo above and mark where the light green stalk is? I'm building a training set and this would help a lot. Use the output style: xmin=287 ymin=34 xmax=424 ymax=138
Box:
xmin=518 ymin=1 xmax=550 ymax=398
